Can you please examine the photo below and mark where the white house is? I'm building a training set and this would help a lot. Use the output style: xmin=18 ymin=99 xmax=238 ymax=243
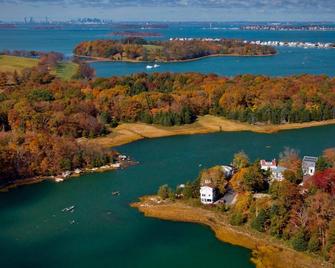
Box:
xmin=260 ymin=159 xmax=277 ymax=171
xmin=200 ymin=186 xmax=217 ymax=204
xmin=302 ymin=156 xmax=318 ymax=176
xmin=260 ymin=159 xmax=287 ymax=181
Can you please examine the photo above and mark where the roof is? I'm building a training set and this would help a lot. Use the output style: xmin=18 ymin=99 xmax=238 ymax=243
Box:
xmin=272 ymin=166 xmax=287 ymax=173
xmin=302 ymin=156 xmax=318 ymax=169
xmin=200 ymin=185 xmax=214 ymax=191
xmin=303 ymin=156 xmax=318 ymax=163
xmin=221 ymin=165 xmax=234 ymax=171
xmin=260 ymin=159 xmax=277 ymax=166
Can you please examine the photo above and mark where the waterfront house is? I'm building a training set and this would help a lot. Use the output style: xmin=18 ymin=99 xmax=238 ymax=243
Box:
xmin=260 ymin=159 xmax=277 ymax=171
xmin=260 ymin=159 xmax=287 ymax=181
xmin=221 ymin=165 xmax=234 ymax=178
xmin=271 ymin=166 xmax=287 ymax=181
xmin=200 ymin=186 xmax=217 ymax=204
xmin=302 ymin=156 xmax=318 ymax=176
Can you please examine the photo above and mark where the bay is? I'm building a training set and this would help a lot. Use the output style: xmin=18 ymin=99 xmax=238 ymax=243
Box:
xmin=0 ymin=23 xmax=334 ymax=76
xmin=1 ymin=125 xmax=335 ymax=267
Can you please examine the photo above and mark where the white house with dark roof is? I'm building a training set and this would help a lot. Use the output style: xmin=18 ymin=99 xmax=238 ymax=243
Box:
xmin=302 ymin=156 xmax=318 ymax=176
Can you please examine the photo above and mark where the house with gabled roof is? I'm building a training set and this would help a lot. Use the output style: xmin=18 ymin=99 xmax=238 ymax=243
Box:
xmin=260 ymin=159 xmax=277 ymax=171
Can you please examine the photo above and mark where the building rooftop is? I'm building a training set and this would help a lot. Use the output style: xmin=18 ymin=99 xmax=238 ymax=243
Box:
xmin=260 ymin=159 xmax=277 ymax=166
xmin=303 ymin=156 xmax=318 ymax=163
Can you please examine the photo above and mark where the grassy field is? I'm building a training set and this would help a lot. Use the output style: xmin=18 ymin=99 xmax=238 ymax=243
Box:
xmin=0 ymin=55 xmax=78 ymax=80
xmin=52 ymin=62 xmax=78 ymax=80
xmin=0 ymin=55 xmax=38 ymax=72
xmin=87 ymin=115 xmax=335 ymax=148
xmin=132 ymin=196 xmax=331 ymax=268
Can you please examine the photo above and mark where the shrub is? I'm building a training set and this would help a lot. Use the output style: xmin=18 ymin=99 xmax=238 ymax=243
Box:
xmin=158 ymin=184 xmax=170 ymax=199
xmin=291 ymin=231 xmax=308 ymax=251
xmin=229 ymin=212 xmax=246 ymax=226
xmin=251 ymin=209 xmax=268 ymax=232
xmin=28 ymin=89 xmax=54 ymax=102
xmin=308 ymin=234 xmax=321 ymax=253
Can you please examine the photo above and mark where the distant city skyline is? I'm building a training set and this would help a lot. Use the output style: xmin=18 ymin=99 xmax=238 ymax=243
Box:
xmin=0 ymin=0 xmax=334 ymax=21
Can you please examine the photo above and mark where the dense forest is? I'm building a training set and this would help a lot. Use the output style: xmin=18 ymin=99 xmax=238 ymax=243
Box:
xmin=157 ymin=148 xmax=335 ymax=264
xmin=74 ymin=37 xmax=276 ymax=61
xmin=1 ymin=66 xmax=335 ymax=184
xmin=0 ymin=60 xmax=105 ymax=185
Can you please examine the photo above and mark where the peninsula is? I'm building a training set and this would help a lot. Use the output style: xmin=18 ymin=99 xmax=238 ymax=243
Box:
xmin=74 ymin=37 xmax=276 ymax=62
xmin=132 ymin=149 xmax=335 ymax=268
xmin=1 ymin=69 xmax=335 ymax=189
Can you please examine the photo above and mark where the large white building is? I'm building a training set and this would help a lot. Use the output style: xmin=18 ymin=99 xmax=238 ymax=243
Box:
xmin=302 ymin=156 xmax=318 ymax=176
xmin=200 ymin=186 xmax=217 ymax=204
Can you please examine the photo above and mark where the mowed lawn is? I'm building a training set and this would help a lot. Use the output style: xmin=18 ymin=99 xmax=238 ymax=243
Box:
xmin=52 ymin=62 xmax=79 ymax=80
xmin=0 ymin=55 xmax=78 ymax=80
xmin=0 ymin=55 xmax=38 ymax=72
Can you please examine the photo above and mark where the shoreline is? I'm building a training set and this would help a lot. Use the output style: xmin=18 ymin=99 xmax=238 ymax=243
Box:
xmin=88 ymin=115 xmax=335 ymax=148
xmin=0 ymin=159 xmax=138 ymax=192
xmin=131 ymin=196 xmax=331 ymax=268
xmin=76 ymin=52 xmax=276 ymax=64
xmin=3 ymin=115 xmax=335 ymax=192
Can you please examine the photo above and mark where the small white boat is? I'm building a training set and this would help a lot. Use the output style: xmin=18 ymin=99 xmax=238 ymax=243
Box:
xmin=55 ymin=177 xmax=64 ymax=183
xmin=153 ymin=64 xmax=160 ymax=68
xmin=112 ymin=191 xmax=120 ymax=196
xmin=62 ymin=205 xmax=75 ymax=212
xmin=146 ymin=65 xmax=153 ymax=69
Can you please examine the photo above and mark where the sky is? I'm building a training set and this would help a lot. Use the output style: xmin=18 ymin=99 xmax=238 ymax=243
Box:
xmin=0 ymin=0 xmax=334 ymax=21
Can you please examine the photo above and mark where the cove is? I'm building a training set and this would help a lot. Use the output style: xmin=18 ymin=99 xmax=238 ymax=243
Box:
xmin=91 ymin=47 xmax=335 ymax=77
xmin=1 ymin=125 xmax=335 ymax=268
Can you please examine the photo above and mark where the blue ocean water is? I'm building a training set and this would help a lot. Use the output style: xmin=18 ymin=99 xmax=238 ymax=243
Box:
xmin=0 ymin=23 xmax=334 ymax=76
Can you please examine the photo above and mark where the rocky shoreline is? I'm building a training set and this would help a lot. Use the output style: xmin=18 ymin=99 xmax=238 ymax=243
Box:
xmin=0 ymin=156 xmax=138 ymax=192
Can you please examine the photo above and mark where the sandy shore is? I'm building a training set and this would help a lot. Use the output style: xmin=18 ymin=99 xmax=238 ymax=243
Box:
xmin=131 ymin=196 xmax=331 ymax=268
xmin=87 ymin=115 xmax=335 ymax=148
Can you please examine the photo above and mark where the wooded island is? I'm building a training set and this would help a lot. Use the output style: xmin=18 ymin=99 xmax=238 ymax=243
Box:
xmin=74 ymin=37 xmax=276 ymax=62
